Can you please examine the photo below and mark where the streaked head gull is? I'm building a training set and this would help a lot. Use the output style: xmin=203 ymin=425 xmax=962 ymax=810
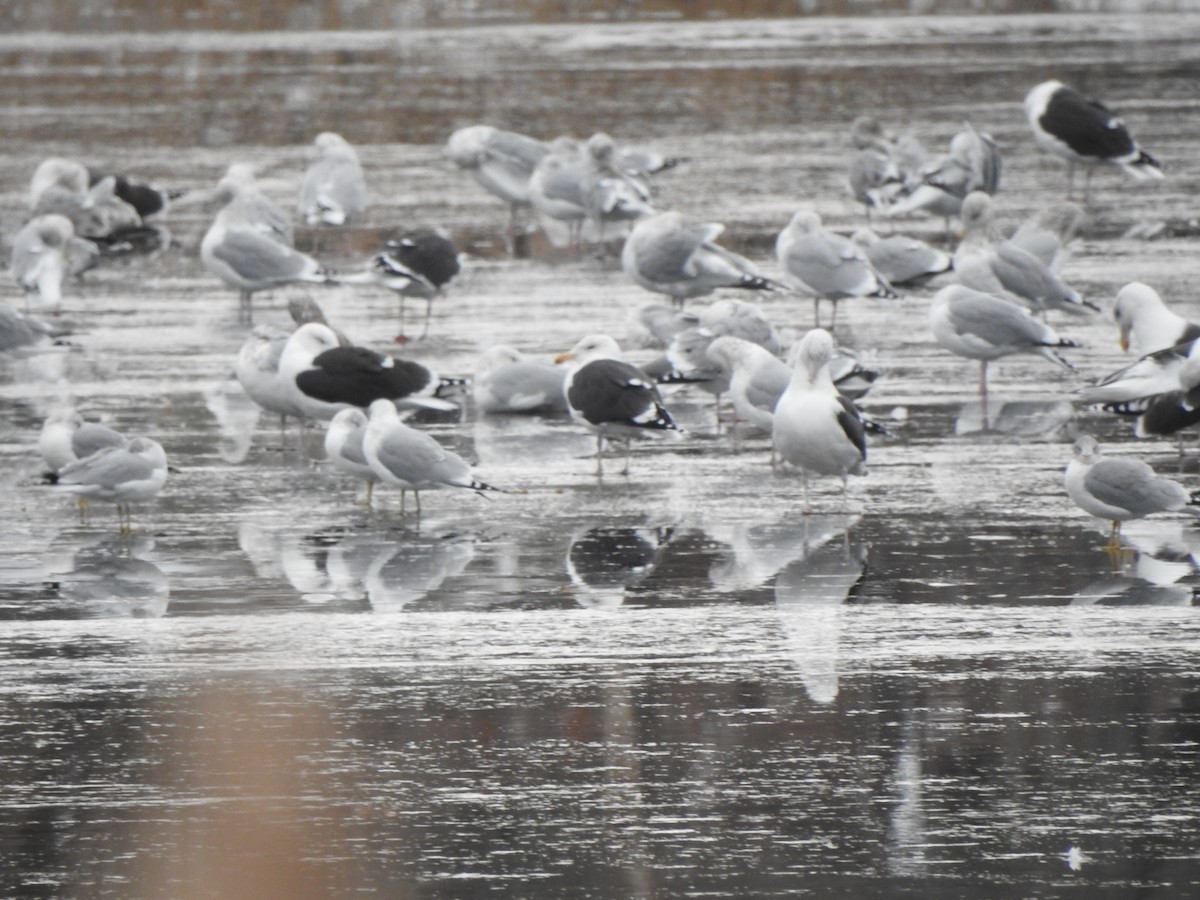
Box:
xmin=298 ymin=132 xmax=366 ymax=227
xmin=473 ymin=345 xmax=568 ymax=415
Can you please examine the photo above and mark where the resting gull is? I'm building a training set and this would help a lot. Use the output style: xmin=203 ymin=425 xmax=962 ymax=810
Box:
xmin=39 ymin=409 xmax=127 ymax=476
xmin=929 ymin=284 xmax=1080 ymax=403
xmin=1102 ymin=355 xmax=1200 ymax=448
xmin=235 ymin=324 xmax=308 ymax=425
xmin=363 ymin=398 xmax=501 ymax=514
xmin=851 ymin=227 xmax=951 ymax=287
xmin=953 ymin=192 xmax=1098 ymax=317
xmin=0 ymin=301 xmax=73 ymax=353
xmin=775 ymin=208 xmax=897 ymax=328
xmin=297 ymin=132 xmax=366 ymax=227
xmin=772 ymin=328 xmax=868 ymax=508
xmin=1077 ymin=337 xmax=1200 ymax=405
xmin=1065 ymin=435 xmax=1199 ymax=549
xmin=278 ymin=322 xmax=458 ymax=421
xmin=1025 ymin=80 xmax=1163 ymax=202
xmin=1112 ymin=282 xmax=1200 ymax=355
xmin=1008 ymin=201 xmax=1086 ymax=273
xmin=623 ymin=210 xmax=777 ymax=307
xmin=557 ymin=334 xmax=682 ymax=475
xmin=324 ymin=408 xmax=377 ymax=503
xmin=54 ymin=437 xmax=169 ymax=534
xmin=473 ymin=345 xmax=568 ymax=415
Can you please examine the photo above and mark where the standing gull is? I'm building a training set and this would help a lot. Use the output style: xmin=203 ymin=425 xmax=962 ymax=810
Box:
xmin=363 ymin=398 xmax=501 ymax=515
xmin=929 ymin=284 xmax=1080 ymax=406
xmin=368 ymin=228 xmax=461 ymax=340
xmin=278 ymin=322 xmax=458 ymax=421
xmin=235 ymin=324 xmax=308 ymax=426
xmin=1008 ymin=202 xmax=1086 ymax=273
xmin=54 ymin=437 xmax=169 ymax=534
xmin=10 ymin=214 xmax=77 ymax=310
xmin=297 ymin=132 xmax=366 ymax=227
xmin=1025 ymin=80 xmax=1163 ymax=202
xmin=772 ymin=328 xmax=868 ymax=508
xmin=445 ymin=125 xmax=550 ymax=252
xmin=201 ymin=165 xmax=331 ymax=319
xmin=622 ymin=211 xmax=777 ymax=307
xmin=556 ymin=334 xmax=682 ymax=475
xmin=1065 ymin=435 xmax=1200 ymax=550
xmin=324 ymin=408 xmax=377 ymax=503
xmin=953 ymin=192 xmax=1097 ymax=318
xmin=776 ymin=208 xmax=896 ymax=328
xmin=1112 ymin=282 xmax=1200 ymax=355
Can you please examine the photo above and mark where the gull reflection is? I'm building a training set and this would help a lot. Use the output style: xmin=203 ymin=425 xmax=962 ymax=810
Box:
xmin=1072 ymin=519 xmax=1198 ymax=605
xmin=237 ymin=518 xmax=373 ymax=607
xmin=954 ymin=398 xmax=1074 ymax=437
xmin=203 ymin=382 xmax=262 ymax=463
xmin=565 ymin=524 xmax=674 ymax=609
xmin=365 ymin=533 xmax=477 ymax=613
xmin=43 ymin=533 xmax=169 ymax=617
xmin=774 ymin=522 xmax=866 ymax=704
xmin=709 ymin=513 xmax=860 ymax=593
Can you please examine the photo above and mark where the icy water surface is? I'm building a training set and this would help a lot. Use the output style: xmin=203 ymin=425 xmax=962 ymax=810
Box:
xmin=2 ymin=10 xmax=1200 ymax=898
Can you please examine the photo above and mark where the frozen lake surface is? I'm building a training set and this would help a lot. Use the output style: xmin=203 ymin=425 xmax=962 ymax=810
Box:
xmin=2 ymin=10 xmax=1200 ymax=898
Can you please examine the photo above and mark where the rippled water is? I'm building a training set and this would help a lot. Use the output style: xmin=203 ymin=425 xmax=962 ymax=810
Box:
xmin=2 ymin=9 xmax=1200 ymax=898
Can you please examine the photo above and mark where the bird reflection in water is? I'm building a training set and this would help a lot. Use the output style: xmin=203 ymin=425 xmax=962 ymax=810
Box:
xmin=565 ymin=524 xmax=674 ymax=608
xmin=204 ymin=381 xmax=262 ymax=464
xmin=954 ymin=398 xmax=1075 ymax=437
xmin=1072 ymin=519 xmax=1198 ymax=604
xmin=708 ymin=514 xmax=860 ymax=593
xmin=42 ymin=533 xmax=169 ymax=617
xmin=771 ymin=515 xmax=866 ymax=704
xmin=364 ymin=533 xmax=477 ymax=612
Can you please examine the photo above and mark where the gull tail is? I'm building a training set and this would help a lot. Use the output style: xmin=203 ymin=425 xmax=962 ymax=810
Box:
xmin=736 ymin=273 xmax=783 ymax=292
xmin=1125 ymin=150 xmax=1164 ymax=180
xmin=469 ymin=478 xmax=508 ymax=498
xmin=870 ymin=282 xmax=900 ymax=301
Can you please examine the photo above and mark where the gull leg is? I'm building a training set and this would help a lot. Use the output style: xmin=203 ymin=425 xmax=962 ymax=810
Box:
xmin=595 ymin=434 xmax=606 ymax=477
xmin=419 ymin=296 xmax=435 ymax=340
xmin=979 ymin=360 xmax=990 ymax=429
xmin=620 ymin=438 xmax=632 ymax=477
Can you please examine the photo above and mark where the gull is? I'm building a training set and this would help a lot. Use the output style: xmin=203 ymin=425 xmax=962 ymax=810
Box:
xmin=705 ymin=336 xmax=880 ymax=439
xmin=0 ymin=301 xmax=73 ymax=354
xmin=884 ymin=122 xmax=1000 ymax=230
xmin=297 ymin=132 xmax=366 ymax=227
xmin=10 ymin=214 xmax=77 ymax=310
xmin=1077 ymin=337 xmax=1200 ymax=405
xmin=472 ymin=345 xmax=568 ymax=415
xmin=87 ymin=166 xmax=180 ymax=221
xmin=363 ymin=398 xmax=502 ymax=515
xmin=201 ymin=166 xmax=334 ymax=319
xmin=851 ymin=227 xmax=952 ymax=287
xmin=235 ymin=324 xmax=308 ymax=425
xmin=29 ymin=157 xmax=142 ymax=243
xmin=1111 ymin=282 xmax=1200 ymax=355
xmin=623 ymin=210 xmax=777 ymax=307
xmin=930 ymin=284 xmax=1080 ymax=405
xmin=324 ymin=408 xmax=377 ymax=503
xmin=1008 ymin=201 xmax=1086 ymax=273
xmin=776 ymin=207 xmax=897 ymax=328
xmin=367 ymin=228 xmax=461 ymax=340
xmin=1104 ymin=355 xmax=1200 ymax=449
xmin=847 ymin=143 xmax=901 ymax=223
xmin=1025 ymin=80 xmax=1163 ymax=202
xmin=54 ymin=437 xmax=169 ymax=534
xmin=278 ymin=322 xmax=458 ymax=421
xmin=211 ymin=163 xmax=294 ymax=245
xmin=772 ymin=328 xmax=868 ymax=508
xmin=922 ymin=121 xmax=1002 ymax=201
xmin=556 ymin=334 xmax=682 ymax=475
xmin=634 ymin=302 xmax=699 ymax=348
xmin=445 ymin=125 xmax=550 ymax=251
xmin=528 ymin=134 xmax=653 ymax=248
xmin=39 ymin=409 xmax=127 ymax=476
xmin=953 ymin=192 xmax=1098 ymax=317
xmin=1065 ymin=435 xmax=1200 ymax=551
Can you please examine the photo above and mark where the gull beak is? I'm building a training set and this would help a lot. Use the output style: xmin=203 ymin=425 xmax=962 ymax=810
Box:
xmin=553 ymin=352 xmax=575 ymax=365
xmin=1119 ymin=327 xmax=1130 ymax=352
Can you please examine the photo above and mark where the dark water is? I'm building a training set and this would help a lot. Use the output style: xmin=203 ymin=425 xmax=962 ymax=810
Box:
xmin=3 ymin=10 xmax=1200 ymax=898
